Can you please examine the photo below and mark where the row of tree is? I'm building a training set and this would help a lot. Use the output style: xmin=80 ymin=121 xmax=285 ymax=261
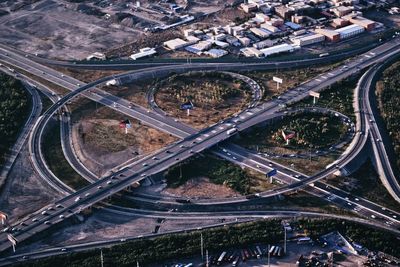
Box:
xmin=377 ymin=61 xmax=400 ymax=170
xmin=16 ymin=218 xmax=400 ymax=267
xmin=0 ymin=73 xmax=30 ymax=166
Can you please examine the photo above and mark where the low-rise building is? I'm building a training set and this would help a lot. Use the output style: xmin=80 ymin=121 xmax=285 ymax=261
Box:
xmin=253 ymin=39 xmax=275 ymax=49
xmin=332 ymin=6 xmax=352 ymax=17
xmin=183 ymin=29 xmax=195 ymax=37
xmin=275 ymin=5 xmax=295 ymax=19
xmin=130 ymin=47 xmax=157 ymax=60
xmin=205 ymin=49 xmax=228 ymax=58
xmin=343 ymin=15 xmax=375 ymax=31
xmin=255 ymin=13 xmax=270 ymax=23
xmin=260 ymin=43 xmax=297 ymax=57
xmin=315 ymin=28 xmax=340 ymax=42
xmin=291 ymin=33 xmax=325 ymax=46
xmin=260 ymin=23 xmax=280 ymax=33
xmin=285 ymin=21 xmax=302 ymax=31
xmin=163 ymin=38 xmax=188 ymax=50
xmin=213 ymin=40 xmax=229 ymax=48
xmin=213 ymin=33 xmax=226 ymax=41
xmin=186 ymin=35 xmax=200 ymax=45
xmin=336 ymin=24 xmax=365 ymax=39
xmin=240 ymin=47 xmax=264 ymax=58
xmin=86 ymin=52 xmax=106 ymax=61
xmin=240 ymin=3 xmax=258 ymax=13
xmin=250 ymin=27 xmax=271 ymax=38
xmin=237 ymin=36 xmax=251 ymax=46
xmin=332 ymin=18 xmax=349 ymax=28
xmin=185 ymin=41 xmax=212 ymax=54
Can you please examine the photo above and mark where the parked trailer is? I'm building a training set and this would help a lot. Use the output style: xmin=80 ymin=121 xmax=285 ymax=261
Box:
xmin=217 ymin=252 xmax=227 ymax=265
xmin=241 ymin=250 xmax=247 ymax=261
xmin=273 ymin=246 xmax=280 ymax=257
xmin=277 ymin=247 xmax=282 ymax=257
xmin=232 ymin=256 xmax=240 ymax=267
xmin=269 ymin=246 xmax=275 ymax=255
xmin=256 ymin=246 xmax=263 ymax=257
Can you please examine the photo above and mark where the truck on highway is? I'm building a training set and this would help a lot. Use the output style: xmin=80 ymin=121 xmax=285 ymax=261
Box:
xmin=226 ymin=128 xmax=238 ymax=135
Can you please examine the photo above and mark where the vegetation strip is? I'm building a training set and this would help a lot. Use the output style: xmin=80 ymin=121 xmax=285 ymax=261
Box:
xmin=15 ymin=218 xmax=400 ymax=267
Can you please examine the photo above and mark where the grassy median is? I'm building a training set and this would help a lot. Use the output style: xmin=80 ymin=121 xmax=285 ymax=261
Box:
xmin=42 ymin=121 xmax=89 ymax=190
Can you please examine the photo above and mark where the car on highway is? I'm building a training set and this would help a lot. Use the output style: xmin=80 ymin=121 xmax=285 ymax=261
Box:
xmin=44 ymin=221 xmax=51 ymax=225
xmin=75 ymin=196 xmax=81 ymax=202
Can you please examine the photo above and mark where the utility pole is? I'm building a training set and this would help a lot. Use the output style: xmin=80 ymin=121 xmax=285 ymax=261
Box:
xmin=100 ymin=249 xmax=104 ymax=267
xmin=206 ymin=249 xmax=209 ymax=267
xmin=267 ymin=244 xmax=270 ymax=267
xmin=284 ymin=227 xmax=287 ymax=255
xmin=201 ymin=232 xmax=204 ymax=260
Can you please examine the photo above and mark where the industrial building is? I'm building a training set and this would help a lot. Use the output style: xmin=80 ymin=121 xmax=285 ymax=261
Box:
xmin=315 ymin=28 xmax=340 ymax=42
xmin=205 ymin=49 xmax=228 ymax=58
xmin=163 ymin=38 xmax=188 ymax=50
xmin=86 ymin=52 xmax=106 ymax=61
xmin=260 ymin=23 xmax=280 ymax=33
xmin=260 ymin=43 xmax=297 ymax=57
xmin=332 ymin=6 xmax=353 ymax=17
xmin=343 ymin=15 xmax=376 ymax=31
xmin=253 ymin=39 xmax=275 ymax=49
xmin=336 ymin=24 xmax=365 ymax=39
xmin=185 ymin=41 xmax=212 ymax=54
xmin=240 ymin=47 xmax=264 ymax=58
xmin=291 ymin=33 xmax=325 ymax=47
xmin=237 ymin=36 xmax=251 ymax=46
xmin=130 ymin=47 xmax=157 ymax=60
xmin=250 ymin=27 xmax=271 ymax=38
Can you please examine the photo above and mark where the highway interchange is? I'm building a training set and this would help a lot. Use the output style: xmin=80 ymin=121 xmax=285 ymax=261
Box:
xmin=0 ymin=36 xmax=400 ymax=262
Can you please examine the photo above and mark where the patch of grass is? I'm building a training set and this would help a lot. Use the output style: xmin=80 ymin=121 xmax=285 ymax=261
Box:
xmin=376 ymin=60 xmax=400 ymax=170
xmin=237 ymin=114 xmax=347 ymax=152
xmin=42 ymin=121 xmax=89 ymax=190
xmin=271 ymin=154 xmax=339 ymax=176
xmin=292 ymin=75 xmax=359 ymax=121
xmin=243 ymin=62 xmax=342 ymax=100
xmin=83 ymin=120 xmax=139 ymax=153
xmin=157 ymin=71 xmax=251 ymax=108
xmin=164 ymin=154 xmax=275 ymax=195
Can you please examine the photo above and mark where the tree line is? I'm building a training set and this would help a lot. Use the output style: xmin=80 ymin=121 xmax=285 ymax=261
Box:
xmin=0 ymin=73 xmax=30 ymax=166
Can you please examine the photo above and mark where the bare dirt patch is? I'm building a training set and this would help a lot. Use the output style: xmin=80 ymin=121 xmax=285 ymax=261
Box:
xmin=155 ymin=72 xmax=251 ymax=129
xmin=53 ymin=67 xmax=125 ymax=83
xmin=0 ymin=1 xmax=141 ymax=60
xmin=163 ymin=176 xmax=240 ymax=199
xmin=70 ymin=101 xmax=177 ymax=176
xmin=0 ymin=146 xmax=61 ymax=223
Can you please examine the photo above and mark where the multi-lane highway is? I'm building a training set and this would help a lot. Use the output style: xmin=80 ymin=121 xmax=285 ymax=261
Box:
xmin=0 ymin=37 xmax=400 ymax=254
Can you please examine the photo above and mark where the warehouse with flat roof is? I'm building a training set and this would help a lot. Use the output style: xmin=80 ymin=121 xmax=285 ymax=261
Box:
xmin=336 ymin=24 xmax=365 ymax=39
xmin=260 ymin=43 xmax=297 ymax=57
xmin=291 ymin=33 xmax=325 ymax=47
xmin=130 ymin=47 xmax=157 ymax=60
xmin=163 ymin=38 xmax=188 ymax=50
